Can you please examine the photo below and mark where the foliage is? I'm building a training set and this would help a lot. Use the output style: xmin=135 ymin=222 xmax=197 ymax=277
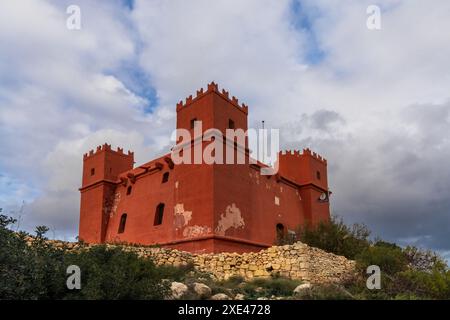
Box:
xmin=356 ymin=241 xmax=408 ymax=275
xmin=63 ymin=246 xmax=169 ymax=299
xmin=155 ymin=262 xmax=196 ymax=282
xmin=295 ymin=216 xmax=371 ymax=259
xmin=0 ymin=212 xmax=169 ymax=299
xmin=279 ymin=214 xmax=450 ymax=300
xmin=403 ymin=245 xmax=448 ymax=272
xmin=240 ymin=276 xmax=302 ymax=299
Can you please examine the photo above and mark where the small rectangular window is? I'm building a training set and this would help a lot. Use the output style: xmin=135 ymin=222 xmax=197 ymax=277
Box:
xmin=228 ymin=119 xmax=235 ymax=129
xmin=162 ymin=172 xmax=169 ymax=183
xmin=90 ymin=168 xmax=95 ymax=176
xmin=316 ymin=171 xmax=321 ymax=180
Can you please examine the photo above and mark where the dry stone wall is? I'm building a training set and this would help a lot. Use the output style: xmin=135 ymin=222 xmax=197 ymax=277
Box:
xmin=32 ymin=237 xmax=355 ymax=285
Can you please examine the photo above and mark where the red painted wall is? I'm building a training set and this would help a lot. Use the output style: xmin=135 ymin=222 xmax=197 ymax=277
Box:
xmin=79 ymin=82 xmax=331 ymax=253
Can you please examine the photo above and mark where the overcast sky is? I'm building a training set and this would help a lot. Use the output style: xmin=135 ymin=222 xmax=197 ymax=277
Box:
xmin=0 ymin=0 xmax=449 ymax=260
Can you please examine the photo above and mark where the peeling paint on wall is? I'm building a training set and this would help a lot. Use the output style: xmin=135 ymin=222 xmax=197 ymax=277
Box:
xmin=215 ymin=203 xmax=245 ymax=236
xmin=103 ymin=191 xmax=121 ymax=217
xmin=183 ymin=225 xmax=211 ymax=237
xmin=174 ymin=204 xmax=211 ymax=237
xmin=110 ymin=192 xmax=121 ymax=217
xmin=173 ymin=203 xmax=192 ymax=229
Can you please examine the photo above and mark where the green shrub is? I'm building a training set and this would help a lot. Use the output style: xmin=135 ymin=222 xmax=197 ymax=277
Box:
xmin=0 ymin=212 xmax=169 ymax=300
xmin=356 ymin=241 xmax=408 ymax=275
xmin=242 ymin=277 xmax=301 ymax=298
xmin=393 ymin=268 xmax=450 ymax=299
xmin=403 ymin=246 xmax=448 ymax=272
xmin=296 ymin=216 xmax=371 ymax=259
xmin=63 ymin=245 xmax=169 ymax=299
xmin=156 ymin=262 xmax=196 ymax=282
xmin=0 ymin=214 xmax=67 ymax=299
xmin=219 ymin=275 xmax=245 ymax=288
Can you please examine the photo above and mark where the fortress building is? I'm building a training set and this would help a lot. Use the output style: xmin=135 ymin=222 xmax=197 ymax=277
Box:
xmin=79 ymin=82 xmax=330 ymax=253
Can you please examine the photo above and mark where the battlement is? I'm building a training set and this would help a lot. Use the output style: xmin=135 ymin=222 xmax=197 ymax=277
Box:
xmin=176 ymin=81 xmax=249 ymax=115
xmin=83 ymin=143 xmax=134 ymax=160
xmin=279 ymin=148 xmax=327 ymax=164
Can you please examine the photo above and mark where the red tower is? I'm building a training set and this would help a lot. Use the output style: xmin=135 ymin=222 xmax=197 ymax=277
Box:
xmin=79 ymin=144 xmax=134 ymax=243
xmin=78 ymin=82 xmax=330 ymax=253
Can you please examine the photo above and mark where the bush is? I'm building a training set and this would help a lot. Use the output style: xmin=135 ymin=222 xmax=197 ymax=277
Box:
xmin=63 ymin=246 xmax=169 ymax=299
xmin=156 ymin=262 xmax=196 ymax=282
xmin=241 ymin=277 xmax=302 ymax=298
xmin=296 ymin=216 xmax=371 ymax=259
xmin=403 ymin=246 xmax=448 ymax=272
xmin=0 ymin=212 xmax=170 ymax=299
xmin=0 ymin=214 xmax=67 ymax=299
xmin=356 ymin=241 xmax=408 ymax=275
xmin=393 ymin=269 xmax=450 ymax=299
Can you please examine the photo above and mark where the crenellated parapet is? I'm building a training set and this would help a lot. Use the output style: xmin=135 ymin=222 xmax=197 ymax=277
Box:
xmin=176 ymin=81 xmax=248 ymax=114
xmin=279 ymin=148 xmax=327 ymax=164
xmin=83 ymin=143 xmax=134 ymax=160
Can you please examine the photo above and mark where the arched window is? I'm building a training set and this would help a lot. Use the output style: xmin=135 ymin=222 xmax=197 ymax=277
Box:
xmin=126 ymin=186 xmax=132 ymax=195
xmin=154 ymin=203 xmax=165 ymax=226
xmin=118 ymin=213 xmax=127 ymax=233
xmin=162 ymin=172 xmax=169 ymax=183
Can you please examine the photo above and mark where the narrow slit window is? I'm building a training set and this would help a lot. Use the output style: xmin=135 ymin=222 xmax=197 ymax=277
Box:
xmin=90 ymin=168 xmax=95 ymax=176
xmin=228 ymin=119 xmax=235 ymax=129
xmin=118 ymin=213 xmax=127 ymax=234
xmin=316 ymin=171 xmax=321 ymax=180
xmin=154 ymin=203 xmax=165 ymax=226
xmin=162 ymin=172 xmax=169 ymax=183
xmin=126 ymin=186 xmax=132 ymax=195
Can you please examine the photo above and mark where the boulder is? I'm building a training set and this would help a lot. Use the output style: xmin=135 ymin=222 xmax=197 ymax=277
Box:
xmin=170 ymin=282 xmax=188 ymax=299
xmin=193 ymin=282 xmax=212 ymax=298
xmin=293 ymin=283 xmax=312 ymax=295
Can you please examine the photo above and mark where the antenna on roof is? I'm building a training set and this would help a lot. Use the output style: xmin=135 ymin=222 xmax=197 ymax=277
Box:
xmin=262 ymin=120 xmax=265 ymax=164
